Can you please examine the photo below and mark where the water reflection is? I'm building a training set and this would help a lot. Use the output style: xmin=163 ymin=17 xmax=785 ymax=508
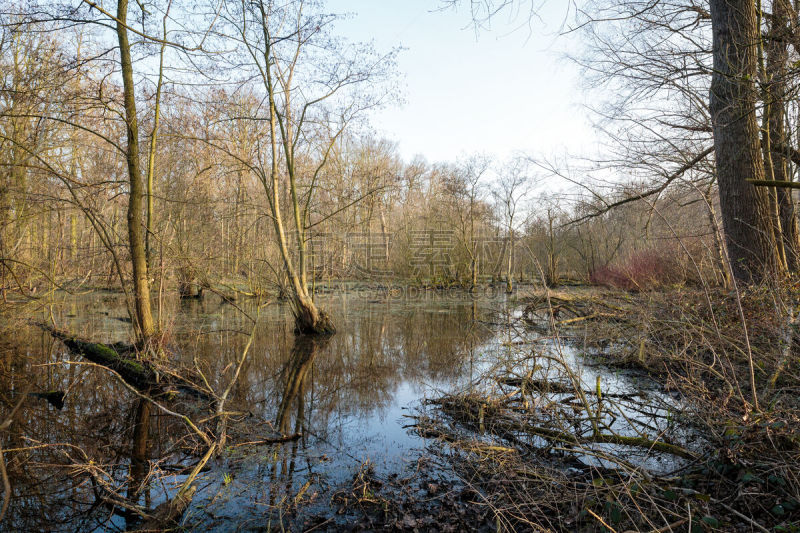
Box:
xmin=127 ymin=399 xmax=151 ymax=528
xmin=0 ymin=290 xmax=499 ymax=531
xmin=275 ymin=336 xmax=325 ymax=436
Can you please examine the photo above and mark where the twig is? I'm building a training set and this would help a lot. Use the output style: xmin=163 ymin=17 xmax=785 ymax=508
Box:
xmin=586 ymin=507 xmax=619 ymax=533
xmin=231 ymin=433 xmax=302 ymax=448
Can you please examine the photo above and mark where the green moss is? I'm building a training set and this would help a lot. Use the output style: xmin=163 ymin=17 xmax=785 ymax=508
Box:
xmin=65 ymin=337 xmax=154 ymax=387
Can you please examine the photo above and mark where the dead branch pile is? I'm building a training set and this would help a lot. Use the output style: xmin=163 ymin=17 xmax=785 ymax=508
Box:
xmin=419 ymin=284 xmax=800 ymax=532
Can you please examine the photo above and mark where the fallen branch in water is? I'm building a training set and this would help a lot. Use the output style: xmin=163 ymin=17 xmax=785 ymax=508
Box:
xmin=231 ymin=433 xmax=302 ymax=448
xmin=133 ymin=443 xmax=216 ymax=532
xmin=432 ymin=395 xmax=697 ymax=461
xmin=34 ymin=321 xmax=211 ymax=401
xmin=52 ymin=360 xmax=212 ymax=446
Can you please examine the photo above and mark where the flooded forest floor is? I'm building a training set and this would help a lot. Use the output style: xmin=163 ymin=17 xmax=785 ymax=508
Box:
xmin=1 ymin=283 xmax=800 ymax=532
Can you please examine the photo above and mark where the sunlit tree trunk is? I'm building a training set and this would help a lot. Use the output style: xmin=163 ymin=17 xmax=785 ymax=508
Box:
xmin=144 ymin=26 xmax=166 ymax=269
xmin=117 ymin=0 xmax=155 ymax=341
xmin=469 ymin=193 xmax=478 ymax=290
xmin=709 ymin=0 xmax=784 ymax=283
xmin=380 ymin=207 xmax=390 ymax=266
xmin=233 ymin=171 xmax=244 ymax=276
xmin=766 ymin=0 xmax=800 ymax=271
xmin=506 ymin=229 xmax=513 ymax=293
xmin=261 ymin=32 xmax=333 ymax=335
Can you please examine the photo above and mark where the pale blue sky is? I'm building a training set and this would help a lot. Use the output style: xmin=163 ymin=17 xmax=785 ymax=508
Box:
xmin=331 ymin=1 xmax=596 ymax=164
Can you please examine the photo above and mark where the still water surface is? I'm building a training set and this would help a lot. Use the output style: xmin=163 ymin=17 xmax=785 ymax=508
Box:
xmin=1 ymin=287 xmax=675 ymax=531
xmin=3 ymin=288 xmax=504 ymax=530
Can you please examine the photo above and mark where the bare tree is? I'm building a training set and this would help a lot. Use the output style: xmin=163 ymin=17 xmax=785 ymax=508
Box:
xmin=442 ymin=155 xmax=491 ymax=289
xmin=450 ymin=0 xmax=800 ymax=284
xmin=219 ymin=0 xmax=397 ymax=334
xmin=495 ymin=157 xmax=531 ymax=293
xmin=0 ymin=0 xmax=213 ymax=345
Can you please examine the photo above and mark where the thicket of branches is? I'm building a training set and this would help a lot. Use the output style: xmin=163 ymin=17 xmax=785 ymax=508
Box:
xmin=0 ymin=2 xmax=738 ymax=313
xmin=2 ymin=0 xmax=800 ymax=329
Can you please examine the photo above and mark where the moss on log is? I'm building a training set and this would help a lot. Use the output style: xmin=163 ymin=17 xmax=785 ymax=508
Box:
xmin=69 ymin=339 xmax=156 ymax=389
xmin=38 ymin=323 xmax=214 ymax=402
xmin=33 ymin=323 xmax=216 ymax=401
xmin=37 ymin=323 xmax=158 ymax=390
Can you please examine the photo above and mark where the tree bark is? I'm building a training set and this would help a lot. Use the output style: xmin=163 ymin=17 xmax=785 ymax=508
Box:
xmin=292 ymin=290 xmax=335 ymax=335
xmin=709 ymin=0 xmax=784 ymax=283
xmin=506 ymin=229 xmax=513 ymax=293
xmin=766 ymin=0 xmax=800 ymax=271
xmin=117 ymin=0 xmax=155 ymax=340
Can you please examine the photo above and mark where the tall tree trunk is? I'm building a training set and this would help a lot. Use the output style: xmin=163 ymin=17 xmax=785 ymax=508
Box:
xmin=546 ymin=211 xmax=559 ymax=287
xmin=469 ymin=206 xmax=478 ymax=291
xmin=757 ymin=3 xmax=787 ymax=270
xmin=117 ymin=0 xmax=156 ymax=341
xmin=380 ymin=207 xmax=390 ymax=266
xmin=470 ymin=253 xmax=478 ymax=290
xmin=254 ymin=10 xmax=334 ymax=336
xmin=233 ymin=172 xmax=244 ymax=276
xmin=767 ymin=0 xmax=800 ymax=271
xmin=709 ymin=0 xmax=784 ymax=283
xmin=506 ymin=230 xmax=513 ymax=293
xmin=704 ymin=184 xmax=732 ymax=288
xmin=262 ymin=40 xmax=332 ymax=335
xmin=70 ymin=213 xmax=78 ymax=265
xmin=493 ymin=230 xmax=508 ymax=282
xmin=145 ymin=15 xmax=166 ymax=270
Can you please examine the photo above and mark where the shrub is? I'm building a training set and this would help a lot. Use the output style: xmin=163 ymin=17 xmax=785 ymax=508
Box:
xmin=590 ymin=248 xmax=683 ymax=290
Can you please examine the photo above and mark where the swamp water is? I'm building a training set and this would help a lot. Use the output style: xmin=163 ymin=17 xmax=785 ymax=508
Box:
xmin=0 ymin=288 xmax=688 ymax=531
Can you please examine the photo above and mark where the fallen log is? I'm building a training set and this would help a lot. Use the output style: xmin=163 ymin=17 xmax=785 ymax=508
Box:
xmin=231 ymin=433 xmax=302 ymax=448
xmin=497 ymin=377 xmax=646 ymax=400
xmin=36 ymin=322 xmax=158 ymax=391
xmin=497 ymin=377 xmax=575 ymax=395
xmin=34 ymin=322 xmax=210 ymax=401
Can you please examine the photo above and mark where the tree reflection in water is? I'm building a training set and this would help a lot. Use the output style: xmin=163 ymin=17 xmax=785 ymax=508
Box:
xmin=0 ymin=290 xmax=499 ymax=531
xmin=127 ymin=399 xmax=151 ymax=523
xmin=275 ymin=336 xmax=325 ymax=436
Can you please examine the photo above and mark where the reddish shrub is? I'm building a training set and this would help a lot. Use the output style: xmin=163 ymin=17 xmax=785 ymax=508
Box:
xmin=590 ymin=249 xmax=683 ymax=290
xmin=589 ymin=264 xmax=631 ymax=289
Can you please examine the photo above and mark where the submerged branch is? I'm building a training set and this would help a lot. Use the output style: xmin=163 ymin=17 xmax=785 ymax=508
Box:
xmin=431 ymin=394 xmax=697 ymax=460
